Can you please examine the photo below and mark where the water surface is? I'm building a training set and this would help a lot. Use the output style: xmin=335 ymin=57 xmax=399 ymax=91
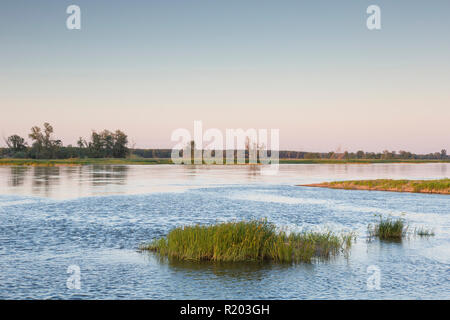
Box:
xmin=0 ymin=164 xmax=449 ymax=299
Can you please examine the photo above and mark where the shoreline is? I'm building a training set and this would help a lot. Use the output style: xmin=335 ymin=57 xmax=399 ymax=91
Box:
xmin=1 ymin=158 xmax=449 ymax=167
xmin=299 ymin=179 xmax=450 ymax=195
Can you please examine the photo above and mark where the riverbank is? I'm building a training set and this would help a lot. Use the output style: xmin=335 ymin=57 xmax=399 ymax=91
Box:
xmin=0 ymin=158 xmax=172 ymax=166
xmin=280 ymin=159 xmax=450 ymax=164
xmin=1 ymin=158 xmax=449 ymax=166
xmin=300 ymin=179 xmax=450 ymax=194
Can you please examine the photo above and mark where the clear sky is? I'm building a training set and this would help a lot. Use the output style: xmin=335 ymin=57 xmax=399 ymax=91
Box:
xmin=1 ymin=0 xmax=449 ymax=153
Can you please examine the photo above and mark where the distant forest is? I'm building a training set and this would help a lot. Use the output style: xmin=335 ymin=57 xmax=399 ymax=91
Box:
xmin=2 ymin=123 xmax=128 ymax=159
xmin=1 ymin=123 xmax=448 ymax=160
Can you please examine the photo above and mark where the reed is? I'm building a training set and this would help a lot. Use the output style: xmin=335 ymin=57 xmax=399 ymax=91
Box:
xmin=368 ymin=216 xmax=436 ymax=241
xmin=140 ymin=220 xmax=354 ymax=263
xmin=368 ymin=217 xmax=407 ymax=241
xmin=414 ymin=227 xmax=435 ymax=237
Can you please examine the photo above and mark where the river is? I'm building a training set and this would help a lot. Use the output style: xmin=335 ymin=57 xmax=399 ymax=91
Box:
xmin=0 ymin=164 xmax=449 ymax=299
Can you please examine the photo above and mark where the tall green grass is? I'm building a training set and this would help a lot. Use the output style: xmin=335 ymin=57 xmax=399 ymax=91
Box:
xmin=368 ymin=217 xmax=407 ymax=241
xmin=140 ymin=220 xmax=354 ymax=263
xmin=368 ymin=217 xmax=435 ymax=241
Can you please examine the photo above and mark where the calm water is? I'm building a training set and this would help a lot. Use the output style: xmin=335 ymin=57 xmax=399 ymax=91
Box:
xmin=0 ymin=164 xmax=449 ymax=299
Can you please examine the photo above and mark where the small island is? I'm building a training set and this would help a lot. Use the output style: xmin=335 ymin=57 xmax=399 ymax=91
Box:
xmin=140 ymin=220 xmax=354 ymax=263
xmin=300 ymin=179 xmax=450 ymax=195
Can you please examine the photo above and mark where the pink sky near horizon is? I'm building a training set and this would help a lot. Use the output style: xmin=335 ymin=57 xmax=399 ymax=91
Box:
xmin=1 ymin=1 xmax=449 ymax=154
xmin=2 ymin=65 xmax=449 ymax=153
xmin=1 ymin=68 xmax=449 ymax=153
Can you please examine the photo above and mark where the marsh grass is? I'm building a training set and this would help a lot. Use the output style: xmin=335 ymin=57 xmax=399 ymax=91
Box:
xmin=414 ymin=227 xmax=435 ymax=237
xmin=140 ymin=220 xmax=355 ymax=263
xmin=309 ymin=179 xmax=450 ymax=194
xmin=368 ymin=217 xmax=407 ymax=241
xmin=368 ymin=217 xmax=435 ymax=241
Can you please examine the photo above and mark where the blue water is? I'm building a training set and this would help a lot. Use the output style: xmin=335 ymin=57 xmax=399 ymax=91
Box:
xmin=0 ymin=165 xmax=449 ymax=299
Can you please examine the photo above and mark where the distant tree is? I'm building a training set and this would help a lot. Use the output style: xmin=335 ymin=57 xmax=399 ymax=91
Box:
xmin=28 ymin=123 xmax=61 ymax=159
xmin=77 ymin=137 xmax=86 ymax=149
xmin=112 ymin=130 xmax=128 ymax=158
xmin=343 ymin=151 xmax=349 ymax=160
xmin=89 ymin=131 xmax=104 ymax=157
xmin=87 ymin=129 xmax=128 ymax=158
xmin=398 ymin=150 xmax=412 ymax=159
xmin=43 ymin=123 xmax=54 ymax=149
xmin=304 ymin=152 xmax=320 ymax=159
xmin=382 ymin=150 xmax=392 ymax=160
xmin=5 ymin=135 xmax=27 ymax=152
xmin=102 ymin=130 xmax=115 ymax=157
xmin=356 ymin=150 xmax=365 ymax=159
xmin=441 ymin=149 xmax=447 ymax=159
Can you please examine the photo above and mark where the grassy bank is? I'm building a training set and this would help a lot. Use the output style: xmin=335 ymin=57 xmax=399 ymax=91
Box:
xmin=0 ymin=158 xmax=173 ymax=166
xmin=140 ymin=220 xmax=354 ymax=263
xmin=1 ymin=158 xmax=449 ymax=166
xmin=301 ymin=179 xmax=450 ymax=194
xmin=280 ymin=159 xmax=450 ymax=164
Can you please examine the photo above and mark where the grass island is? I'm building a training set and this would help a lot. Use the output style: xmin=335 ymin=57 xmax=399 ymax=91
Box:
xmin=140 ymin=220 xmax=354 ymax=263
xmin=300 ymin=179 xmax=450 ymax=195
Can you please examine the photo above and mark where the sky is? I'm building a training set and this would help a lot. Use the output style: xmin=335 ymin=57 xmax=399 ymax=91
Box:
xmin=1 ymin=0 xmax=449 ymax=153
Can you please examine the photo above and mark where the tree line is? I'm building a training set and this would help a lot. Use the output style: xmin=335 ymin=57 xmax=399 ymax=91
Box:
xmin=119 ymin=148 xmax=450 ymax=161
xmin=278 ymin=149 xmax=448 ymax=160
xmin=1 ymin=124 xmax=448 ymax=160
xmin=2 ymin=123 xmax=129 ymax=159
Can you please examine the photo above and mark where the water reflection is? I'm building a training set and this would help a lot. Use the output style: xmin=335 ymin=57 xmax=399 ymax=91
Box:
xmin=147 ymin=253 xmax=293 ymax=281
xmin=32 ymin=167 xmax=61 ymax=198
xmin=0 ymin=163 xmax=449 ymax=199
xmin=91 ymin=165 xmax=129 ymax=187
xmin=8 ymin=166 xmax=30 ymax=187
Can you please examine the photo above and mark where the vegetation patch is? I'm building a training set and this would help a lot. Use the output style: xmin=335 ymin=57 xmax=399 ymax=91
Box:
xmin=301 ymin=179 xmax=450 ymax=194
xmin=413 ymin=227 xmax=435 ymax=237
xmin=368 ymin=217 xmax=435 ymax=241
xmin=368 ymin=217 xmax=407 ymax=241
xmin=280 ymin=159 xmax=450 ymax=164
xmin=140 ymin=220 xmax=355 ymax=263
xmin=0 ymin=158 xmax=172 ymax=166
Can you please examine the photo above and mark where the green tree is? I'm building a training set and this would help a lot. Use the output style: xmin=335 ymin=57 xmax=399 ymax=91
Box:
xmin=28 ymin=123 xmax=61 ymax=159
xmin=112 ymin=130 xmax=128 ymax=158
xmin=356 ymin=150 xmax=365 ymax=159
xmin=88 ymin=129 xmax=128 ymax=158
xmin=5 ymin=135 xmax=27 ymax=152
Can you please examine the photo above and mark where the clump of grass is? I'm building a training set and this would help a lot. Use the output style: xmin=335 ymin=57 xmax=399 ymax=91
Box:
xmin=368 ymin=217 xmax=408 ymax=241
xmin=140 ymin=220 xmax=354 ymax=263
xmin=368 ymin=217 xmax=435 ymax=241
xmin=414 ymin=227 xmax=435 ymax=237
